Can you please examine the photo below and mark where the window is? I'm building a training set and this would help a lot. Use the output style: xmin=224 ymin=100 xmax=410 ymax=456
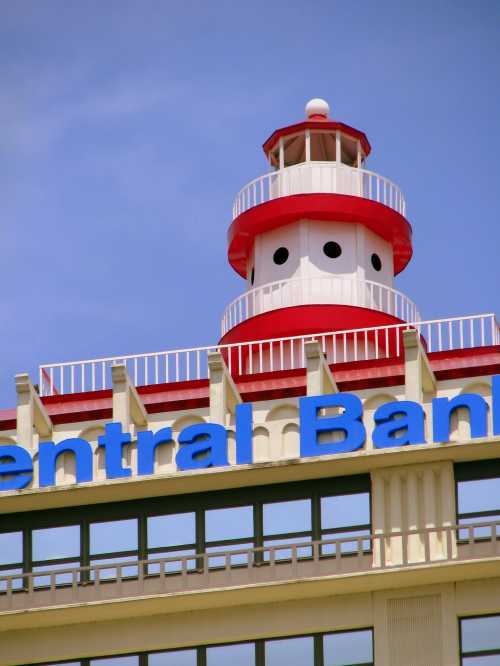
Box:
xmin=205 ymin=505 xmax=254 ymax=567
xmin=206 ymin=643 xmax=255 ymax=666
xmin=321 ymin=492 xmax=371 ymax=554
xmin=324 ymin=629 xmax=373 ymax=665
xmin=2 ymin=475 xmax=371 ymax=583
xmin=460 ymin=614 xmax=500 ymax=663
xmin=90 ymin=518 xmax=138 ymax=579
xmin=265 ymin=636 xmax=314 ymax=665
xmin=149 ymin=650 xmax=197 ymax=666
xmin=147 ymin=512 xmax=196 ymax=573
xmin=263 ymin=498 xmax=312 ymax=560
xmin=32 ymin=524 xmax=80 ymax=586
xmin=455 ymin=461 xmax=500 ymax=541
xmin=0 ymin=530 xmax=23 ymax=591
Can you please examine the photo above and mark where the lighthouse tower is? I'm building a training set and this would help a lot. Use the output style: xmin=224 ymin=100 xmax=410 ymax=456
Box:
xmin=221 ymin=99 xmax=419 ymax=363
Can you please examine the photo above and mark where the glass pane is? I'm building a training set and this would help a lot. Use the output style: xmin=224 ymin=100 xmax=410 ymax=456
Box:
xmin=266 ymin=636 xmax=314 ymax=665
xmin=0 ymin=568 xmax=23 ymax=591
xmin=463 ymin=657 xmax=500 ymax=665
xmin=206 ymin=542 xmax=253 ymax=567
xmin=263 ymin=499 xmax=311 ymax=535
xmin=90 ymin=519 xmax=138 ymax=554
xmin=147 ymin=549 xmax=197 ymax=574
xmin=264 ymin=536 xmax=312 ymax=561
xmin=205 ymin=505 xmax=253 ymax=542
xmin=33 ymin=561 xmax=80 ymax=587
xmin=457 ymin=478 xmax=500 ymax=515
xmin=0 ymin=531 xmax=22 ymax=565
xmin=320 ymin=529 xmax=371 ymax=555
xmin=149 ymin=649 xmax=197 ymax=666
xmin=32 ymin=525 xmax=80 ymax=561
xmin=458 ymin=515 xmax=500 ymax=540
xmin=324 ymin=629 xmax=373 ymax=665
xmin=148 ymin=513 xmax=196 ymax=549
xmin=321 ymin=493 xmax=370 ymax=530
xmin=91 ymin=658 xmax=139 ymax=666
xmin=207 ymin=642 xmax=255 ymax=665
xmin=461 ymin=615 xmax=500 ymax=653
xmin=90 ymin=556 xmax=138 ymax=580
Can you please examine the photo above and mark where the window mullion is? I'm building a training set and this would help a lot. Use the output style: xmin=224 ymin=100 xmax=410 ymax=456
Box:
xmin=198 ymin=645 xmax=207 ymax=666
xmin=314 ymin=634 xmax=324 ymax=666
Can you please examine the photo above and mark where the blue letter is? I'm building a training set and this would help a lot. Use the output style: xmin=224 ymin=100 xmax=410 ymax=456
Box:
xmin=39 ymin=438 xmax=93 ymax=487
xmin=176 ymin=424 xmax=229 ymax=470
xmin=137 ymin=427 xmax=173 ymax=475
xmin=373 ymin=401 xmax=426 ymax=448
xmin=0 ymin=445 xmax=33 ymax=490
xmin=432 ymin=394 xmax=488 ymax=443
xmin=493 ymin=375 xmax=500 ymax=436
xmin=235 ymin=403 xmax=253 ymax=465
xmin=300 ymin=393 xmax=365 ymax=457
xmin=98 ymin=422 xmax=132 ymax=479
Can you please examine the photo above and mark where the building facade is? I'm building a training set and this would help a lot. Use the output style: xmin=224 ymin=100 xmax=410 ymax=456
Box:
xmin=1 ymin=99 xmax=500 ymax=666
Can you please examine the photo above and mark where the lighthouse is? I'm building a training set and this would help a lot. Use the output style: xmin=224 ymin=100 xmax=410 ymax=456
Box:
xmin=221 ymin=98 xmax=419 ymax=363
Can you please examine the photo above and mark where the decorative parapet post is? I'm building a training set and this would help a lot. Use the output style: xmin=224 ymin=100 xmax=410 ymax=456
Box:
xmin=207 ymin=352 xmax=241 ymax=424
xmin=15 ymin=373 xmax=52 ymax=450
xmin=403 ymin=328 xmax=436 ymax=403
xmin=305 ymin=340 xmax=338 ymax=396
xmin=111 ymin=365 xmax=148 ymax=431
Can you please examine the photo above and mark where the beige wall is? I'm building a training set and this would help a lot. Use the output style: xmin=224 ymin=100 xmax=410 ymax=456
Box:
xmin=2 ymin=579 xmax=500 ymax=666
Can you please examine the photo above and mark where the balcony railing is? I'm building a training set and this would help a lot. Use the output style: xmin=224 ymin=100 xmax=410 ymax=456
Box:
xmin=39 ymin=313 xmax=500 ymax=396
xmin=221 ymin=276 xmax=420 ymax=336
xmin=1 ymin=521 xmax=499 ymax=613
xmin=232 ymin=162 xmax=406 ymax=219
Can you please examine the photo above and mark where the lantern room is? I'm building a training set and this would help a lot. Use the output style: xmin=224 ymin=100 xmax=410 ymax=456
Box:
xmin=264 ymin=99 xmax=371 ymax=170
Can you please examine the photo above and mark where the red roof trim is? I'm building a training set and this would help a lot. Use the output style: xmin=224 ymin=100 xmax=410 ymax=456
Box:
xmin=0 ymin=347 xmax=497 ymax=431
xmin=263 ymin=120 xmax=371 ymax=157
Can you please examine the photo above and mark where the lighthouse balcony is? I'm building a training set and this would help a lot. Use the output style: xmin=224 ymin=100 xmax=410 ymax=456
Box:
xmin=221 ymin=276 xmax=420 ymax=336
xmin=232 ymin=162 xmax=406 ymax=220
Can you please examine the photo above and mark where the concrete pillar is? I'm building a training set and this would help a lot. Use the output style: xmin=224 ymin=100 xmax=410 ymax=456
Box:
xmin=15 ymin=373 xmax=52 ymax=450
xmin=403 ymin=329 xmax=436 ymax=403
xmin=305 ymin=340 xmax=338 ymax=396
xmin=207 ymin=352 xmax=241 ymax=425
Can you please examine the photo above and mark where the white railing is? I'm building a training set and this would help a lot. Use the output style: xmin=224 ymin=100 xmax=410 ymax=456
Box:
xmin=232 ymin=162 xmax=406 ymax=219
xmin=39 ymin=313 xmax=500 ymax=396
xmin=221 ymin=276 xmax=420 ymax=336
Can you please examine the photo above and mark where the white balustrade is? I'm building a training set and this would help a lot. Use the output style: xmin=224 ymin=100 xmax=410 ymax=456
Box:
xmin=232 ymin=162 xmax=406 ymax=219
xmin=221 ymin=276 xmax=420 ymax=336
xmin=39 ymin=313 xmax=500 ymax=396
xmin=1 ymin=521 xmax=499 ymax=612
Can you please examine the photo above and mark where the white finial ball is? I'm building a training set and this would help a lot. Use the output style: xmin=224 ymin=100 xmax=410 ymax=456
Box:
xmin=305 ymin=98 xmax=330 ymax=119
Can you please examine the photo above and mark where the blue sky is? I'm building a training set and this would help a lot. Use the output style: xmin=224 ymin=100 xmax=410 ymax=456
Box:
xmin=1 ymin=1 xmax=499 ymax=405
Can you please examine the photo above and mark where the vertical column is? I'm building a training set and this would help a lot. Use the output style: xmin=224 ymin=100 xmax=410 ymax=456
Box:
xmin=423 ymin=467 xmax=440 ymax=561
xmin=389 ymin=472 xmax=403 ymax=565
xmin=305 ymin=129 xmax=311 ymax=162
xmin=355 ymin=225 xmax=366 ymax=308
xmin=406 ymin=470 xmax=423 ymax=562
xmin=371 ymin=472 xmax=386 ymax=567
xmin=440 ymin=462 xmax=458 ymax=559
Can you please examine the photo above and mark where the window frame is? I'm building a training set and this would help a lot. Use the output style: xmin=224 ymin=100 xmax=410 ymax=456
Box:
xmin=459 ymin=613 xmax=500 ymax=664
xmin=22 ymin=627 xmax=375 ymax=666
xmin=0 ymin=474 xmax=370 ymax=586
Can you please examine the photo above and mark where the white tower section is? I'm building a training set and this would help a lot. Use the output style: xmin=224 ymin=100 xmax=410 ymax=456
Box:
xmin=222 ymin=99 xmax=419 ymax=337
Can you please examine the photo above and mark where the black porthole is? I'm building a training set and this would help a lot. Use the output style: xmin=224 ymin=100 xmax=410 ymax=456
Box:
xmin=250 ymin=267 xmax=255 ymax=285
xmin=323 ymin=241 xmax=342 ymax=259
xmin=371 ymin=253 xmax=382 ymax=271
xmin=273 ymin=247 xmax=289 ymax=265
